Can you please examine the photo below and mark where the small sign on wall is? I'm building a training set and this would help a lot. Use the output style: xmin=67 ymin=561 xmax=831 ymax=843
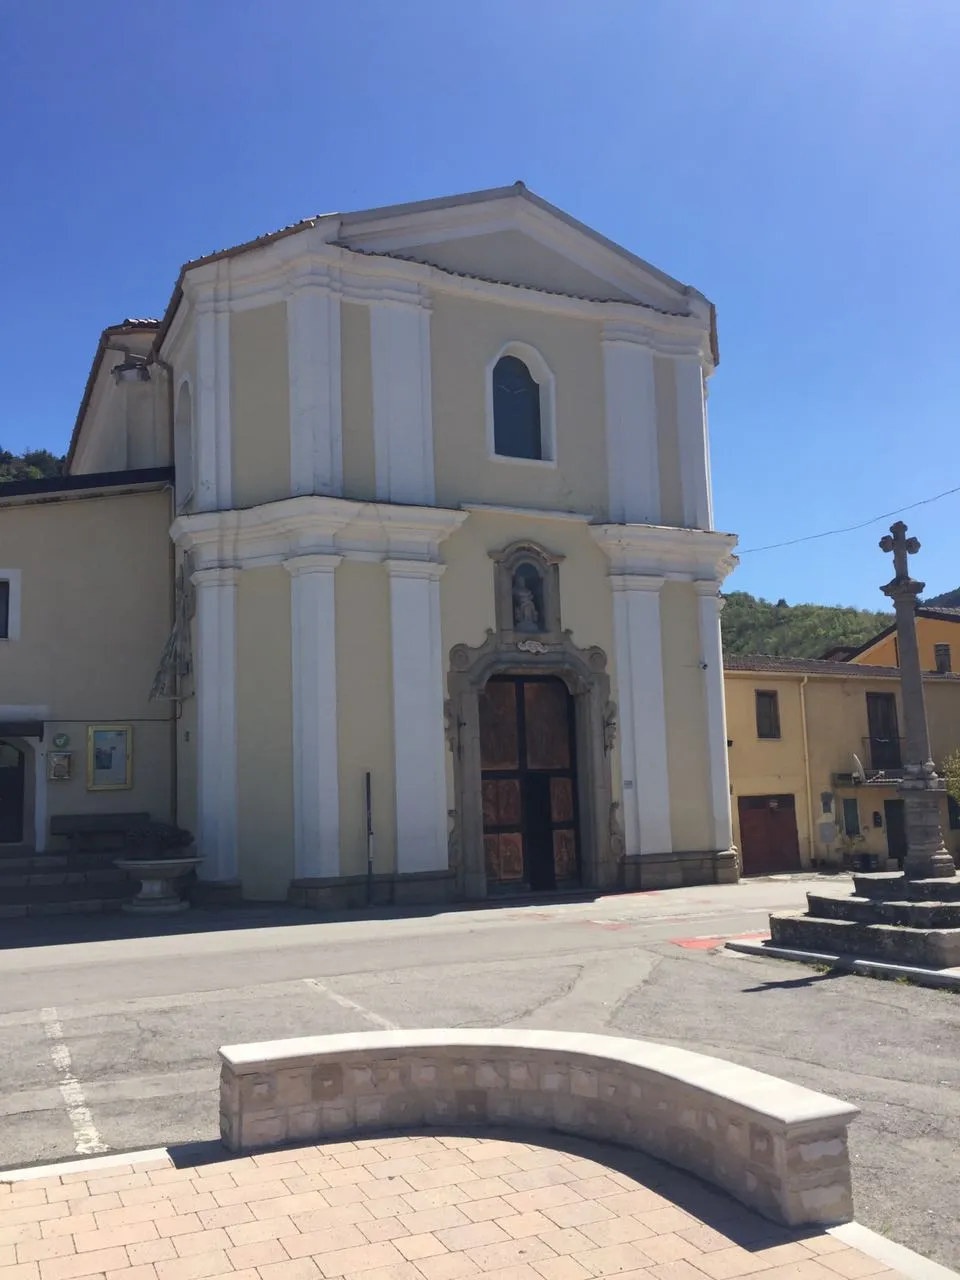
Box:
xmin=48 ymin=752 xmax=72 ymax=781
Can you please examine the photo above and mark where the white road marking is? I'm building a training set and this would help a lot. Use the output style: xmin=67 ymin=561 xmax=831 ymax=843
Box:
xmin=303 ymin=979 xmax=399 ymax=1030
xmin=40 ymin=1007 xmax=108 ymax=1156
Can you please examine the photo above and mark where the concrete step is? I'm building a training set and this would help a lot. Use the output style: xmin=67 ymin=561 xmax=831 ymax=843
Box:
xmin=853 ymin=872 xmax=960 ymax=902
xmin=770 ymin=912 xmax=960 ymax=969
xmin=2 ymin=877 xmax=133 ymax=906
xmin=807 ymin=893 xmax=960 ymax=929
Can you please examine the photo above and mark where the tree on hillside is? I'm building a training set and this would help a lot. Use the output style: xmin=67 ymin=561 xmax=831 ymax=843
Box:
xmin=721 ymin=591 xmax=892 ymax=658
xmin=0 ymin=449 xmax=64 ymax=482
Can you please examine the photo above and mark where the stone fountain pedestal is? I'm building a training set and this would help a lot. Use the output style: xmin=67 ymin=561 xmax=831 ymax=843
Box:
xmin=114 ymin=857 xmax=202 ymax=914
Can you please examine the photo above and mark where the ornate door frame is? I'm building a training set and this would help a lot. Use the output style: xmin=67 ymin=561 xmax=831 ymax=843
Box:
xmin=446 ymin=630 xmax=621 ymax=899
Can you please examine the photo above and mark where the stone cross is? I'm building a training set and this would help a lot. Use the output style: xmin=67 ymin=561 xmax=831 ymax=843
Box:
xmin=878 ymin=522 xmax=955 ymax=879
xmin=879 ymin=521 xmax=920 ymax=584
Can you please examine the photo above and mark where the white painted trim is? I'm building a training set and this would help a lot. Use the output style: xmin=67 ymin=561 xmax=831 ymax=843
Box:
xmin=191 ymin=566 xmax=239 ymax=883
xmin=370 ymin=295 xmax=435 ymax=505
xmin=590 ymin=523 xmax=738 ymax=580
xmin=610 ymin=576 xmax=672 ymax=857
xmin=462 ymin=503 xmax=592 ymax=523
xmin=484 ymin=341 xmax=557 ymax=466
xmin=676 ymin=357 xmax=713 ymax=530
xmin=0 ymin=568 xmax=22 ymax=641
xmin=602 ymin=330 xmax=660 ymax=524
xmin=284 ymin=554 xmax=342 ymax=879
xmin=385 ymin=559 xmax=449 ymax=874
xmin=696 ymin=583 xmax=733 ymax=852
xmin=172 ymin=495 xmax=467 ymax=570
xmin=193 ymin=265 xmax=232 ymax=512
xmin=287 ymin=267 xmax=343 ymax=497
xmin=173 ymin=376 xmax=195 ymax=513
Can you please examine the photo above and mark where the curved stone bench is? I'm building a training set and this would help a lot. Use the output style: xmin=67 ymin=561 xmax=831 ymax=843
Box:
xmin=218 ymin=1029 xmax=858 ymax=1227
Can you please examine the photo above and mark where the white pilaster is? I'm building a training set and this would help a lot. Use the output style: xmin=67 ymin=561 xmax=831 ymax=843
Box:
xmin=287 ymin=269 xmax=343 ymax=497
xmin=602 ymin=327 xmax=660 ymax=524
xmin=370 ymin=295 xmax=435 ymax=505
xmin=609 ymin=575 xmax=673 ymax=857
xmin=192 ymin=567 xmax=239 ymax=882
xmin=194 ymin=268 xmax=232 ymax=512
xmin=284 ymin=553 xmax=342 ymax=879
xmin=696 ymin=582 xmax=733 ymax=852
xmin=385 ymin=559 xmax=448 ymax=873
xmin=675 ymin=357 xmax=713 ymax=531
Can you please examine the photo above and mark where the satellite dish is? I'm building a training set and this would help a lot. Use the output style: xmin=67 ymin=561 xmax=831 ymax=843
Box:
xmin=852 ymin=754 xmax=866 ymax=784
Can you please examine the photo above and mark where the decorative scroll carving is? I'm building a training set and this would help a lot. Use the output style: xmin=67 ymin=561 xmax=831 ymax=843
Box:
xmin=603 ymin=701 xmax=618 ymax=755
xmin=150 ymin=560 xmax=195 ymax=701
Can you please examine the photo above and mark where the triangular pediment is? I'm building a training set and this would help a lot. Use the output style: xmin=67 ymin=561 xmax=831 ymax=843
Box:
xmin=337 ymin=185 xmax=701 ymax=313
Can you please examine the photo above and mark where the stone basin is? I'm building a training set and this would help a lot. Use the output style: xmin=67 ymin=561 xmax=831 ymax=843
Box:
xmin=114 ymin=856 xmax=202 ymax=914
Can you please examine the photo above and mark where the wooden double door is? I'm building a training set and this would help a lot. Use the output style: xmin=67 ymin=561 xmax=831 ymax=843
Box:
xmin=0 ymin=743 xmax=25 ymax=844
xmin=479 ymin=675 xmax=580 ymax=893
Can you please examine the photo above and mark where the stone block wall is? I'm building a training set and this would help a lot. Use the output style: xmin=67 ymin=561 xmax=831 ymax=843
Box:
xmin=219 ymin=1030 xmax=858 ymax=1228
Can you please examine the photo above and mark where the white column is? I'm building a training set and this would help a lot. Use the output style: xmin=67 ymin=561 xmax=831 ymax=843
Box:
xmin=284 ymin=553 xmax=342 ymax=879
xmin=610 ymin=574 xmax=672 ymax=857
xmin=602 ymin=327 xmax=660 ymax=524
xmin=675 ymin=356 xmax=713 ymax=531
xmin=385 ymin=559 xmax=448 ymax=873
xmin=370 ymin=296 xmax=435 ymax=505
xmin=696 ymin=581 xmax=733 ymax=851
xmin=287 ymin=271 xmax=342 ymax=497
xmin=192 ymin=567 xmax=239 ymax=883
xmin=194 ymin=274 xmax=232 ymax=512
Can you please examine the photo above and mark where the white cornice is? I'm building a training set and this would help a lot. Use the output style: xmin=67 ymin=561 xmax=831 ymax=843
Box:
xmin=171 ymin=496 xmax=467 ymax=570
xmin=462 ymin=503 xmax=593 ymax=523
xmin=590 ymin=523 xmax=739 ymax=582
xmin=173 ymin=234 xmax=712 ymax=364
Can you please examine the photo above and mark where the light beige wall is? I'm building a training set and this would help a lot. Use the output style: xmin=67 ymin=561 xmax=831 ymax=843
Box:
xmin=654 ymin=356 xmax=684 ymax=526
xmin=236 ymin=566 xmax=293 ymax=899
xmin=336 ymin=560 xmax=396 ymax=877
xmin=725 ymin=675 xmax=812 ymax=863
xmin=0 ymin=489 xmax=174 ymax=826
xmin=340 ymin=302 xmax=375 ymax=501
xmin=661 ymin=582 xmax=713 ymax=852
xmin=431 ymin=293 xmax=608 ymax=516
xmin=231 ymin=304 xmax=291 ymax=508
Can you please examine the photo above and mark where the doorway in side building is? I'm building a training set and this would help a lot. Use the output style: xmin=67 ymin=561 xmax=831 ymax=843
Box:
xmin=883 ymin=798 xmax=908 ymax=868
xmin=737 ymin=794 xmax=802 ymax=876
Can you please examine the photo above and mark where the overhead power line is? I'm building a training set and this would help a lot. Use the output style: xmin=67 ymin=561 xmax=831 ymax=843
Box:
xmin=740 ymin=483 xmax=960 ymax=555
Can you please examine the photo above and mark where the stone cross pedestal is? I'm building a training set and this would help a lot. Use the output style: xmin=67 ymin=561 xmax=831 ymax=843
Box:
xmin=879 ymin=521 xmax=955 ymax=880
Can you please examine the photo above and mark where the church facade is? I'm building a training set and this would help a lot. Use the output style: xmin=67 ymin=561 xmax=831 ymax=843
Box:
xmin=2 ymin=185 xmax=739 ymax=904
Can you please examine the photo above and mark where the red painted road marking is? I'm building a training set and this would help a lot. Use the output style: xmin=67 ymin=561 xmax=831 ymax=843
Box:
xmin=671 ymin=931 xmax=770 ymax=950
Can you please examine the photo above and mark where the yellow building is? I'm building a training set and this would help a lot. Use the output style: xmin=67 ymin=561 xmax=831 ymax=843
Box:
xmin=0 ymin=185 xmax=741 ymax=906
xmin=842 ymin=606 xmax=960 ymax=673
xmin=725 ymin=655 xmax=960 ymax=875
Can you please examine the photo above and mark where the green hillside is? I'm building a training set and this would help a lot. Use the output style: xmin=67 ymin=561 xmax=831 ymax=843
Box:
xmin=721 ymin=591 xmax=892 ymax=658
xmin=0 ymin=448 xmax=64 ymax=482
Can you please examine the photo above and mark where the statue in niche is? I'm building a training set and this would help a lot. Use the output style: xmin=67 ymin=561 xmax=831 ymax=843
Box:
xmin=512 ymin=563 xmax=544 ymax=633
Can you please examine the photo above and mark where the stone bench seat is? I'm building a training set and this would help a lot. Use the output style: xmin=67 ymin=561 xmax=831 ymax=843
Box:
xmin=219 ymin=1028 xmax=858 ymax=1228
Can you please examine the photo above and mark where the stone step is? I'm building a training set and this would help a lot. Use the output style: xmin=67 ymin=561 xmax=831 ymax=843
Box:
xmin=807 ymin=892 xmax=960 ymax=929
xmin=770 ymin=912 xmax=960 ymax=969
xmin=26 ymin=899 xmax=124 ymax=916
xmin=853 ymin=872 xmax=960 ymax=902
xmin=2 ymin=877 xmax=133 ymax=906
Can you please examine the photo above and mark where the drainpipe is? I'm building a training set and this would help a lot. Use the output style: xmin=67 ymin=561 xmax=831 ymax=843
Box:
xmin=799 ymin=675 xmax=816 ymax=867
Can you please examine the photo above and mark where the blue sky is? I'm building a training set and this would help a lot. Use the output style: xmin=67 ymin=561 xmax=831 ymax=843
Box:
xmin=2 ymin=1 xmax=958 ymax=610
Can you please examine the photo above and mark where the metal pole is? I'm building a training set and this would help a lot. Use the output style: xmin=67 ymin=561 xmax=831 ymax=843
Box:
xmin=364 ymin=771 xmax=374 ymax=905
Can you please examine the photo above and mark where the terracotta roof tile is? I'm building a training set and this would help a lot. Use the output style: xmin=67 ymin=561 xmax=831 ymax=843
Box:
xmin=723 ymin=654 xmax=960 ymax=680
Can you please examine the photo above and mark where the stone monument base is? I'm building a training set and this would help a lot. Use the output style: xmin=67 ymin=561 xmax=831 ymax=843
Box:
xmin=770 ymin=871 xmax=960 ymax=970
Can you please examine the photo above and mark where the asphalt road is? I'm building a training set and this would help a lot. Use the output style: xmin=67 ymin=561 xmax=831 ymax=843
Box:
xmin=1 ymin=877 xmax=958 ymax=1268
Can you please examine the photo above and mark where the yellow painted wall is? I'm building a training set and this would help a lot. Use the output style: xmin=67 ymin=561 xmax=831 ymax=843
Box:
xmin=0 ymin=489 xmax=174 ymax=829
xmin=660 ymin=582 xmax=713 ymax=852
xmin=854 ymin=616 xmax=960 ymax=674
xmin=230 ymin=303 xmax=291 ymax=508
xmin=336 ymin=560 xmax=396 ymax=877
xmin=236 ymin=566 xmax=294 ymax=899
xmin=431 ymin=293 xmax=608 ymax=516
xmin=654 ymin=356 xmax=684 ymax=527
xmin=725 ymin=670 xmax=960 ymax=866
xmin=340 ymin=301 xmax=376 ymax=501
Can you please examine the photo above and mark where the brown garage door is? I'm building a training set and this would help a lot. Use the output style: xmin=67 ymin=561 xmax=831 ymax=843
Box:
xmin=737 ymin=794 xmax=801 ymax=876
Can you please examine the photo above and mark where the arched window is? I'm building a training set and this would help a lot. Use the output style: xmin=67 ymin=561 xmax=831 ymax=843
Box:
xmin=492 ymin=355 xmax=542 ymax=460
xmin=174 ymin=381 xmax=194 ymax=512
